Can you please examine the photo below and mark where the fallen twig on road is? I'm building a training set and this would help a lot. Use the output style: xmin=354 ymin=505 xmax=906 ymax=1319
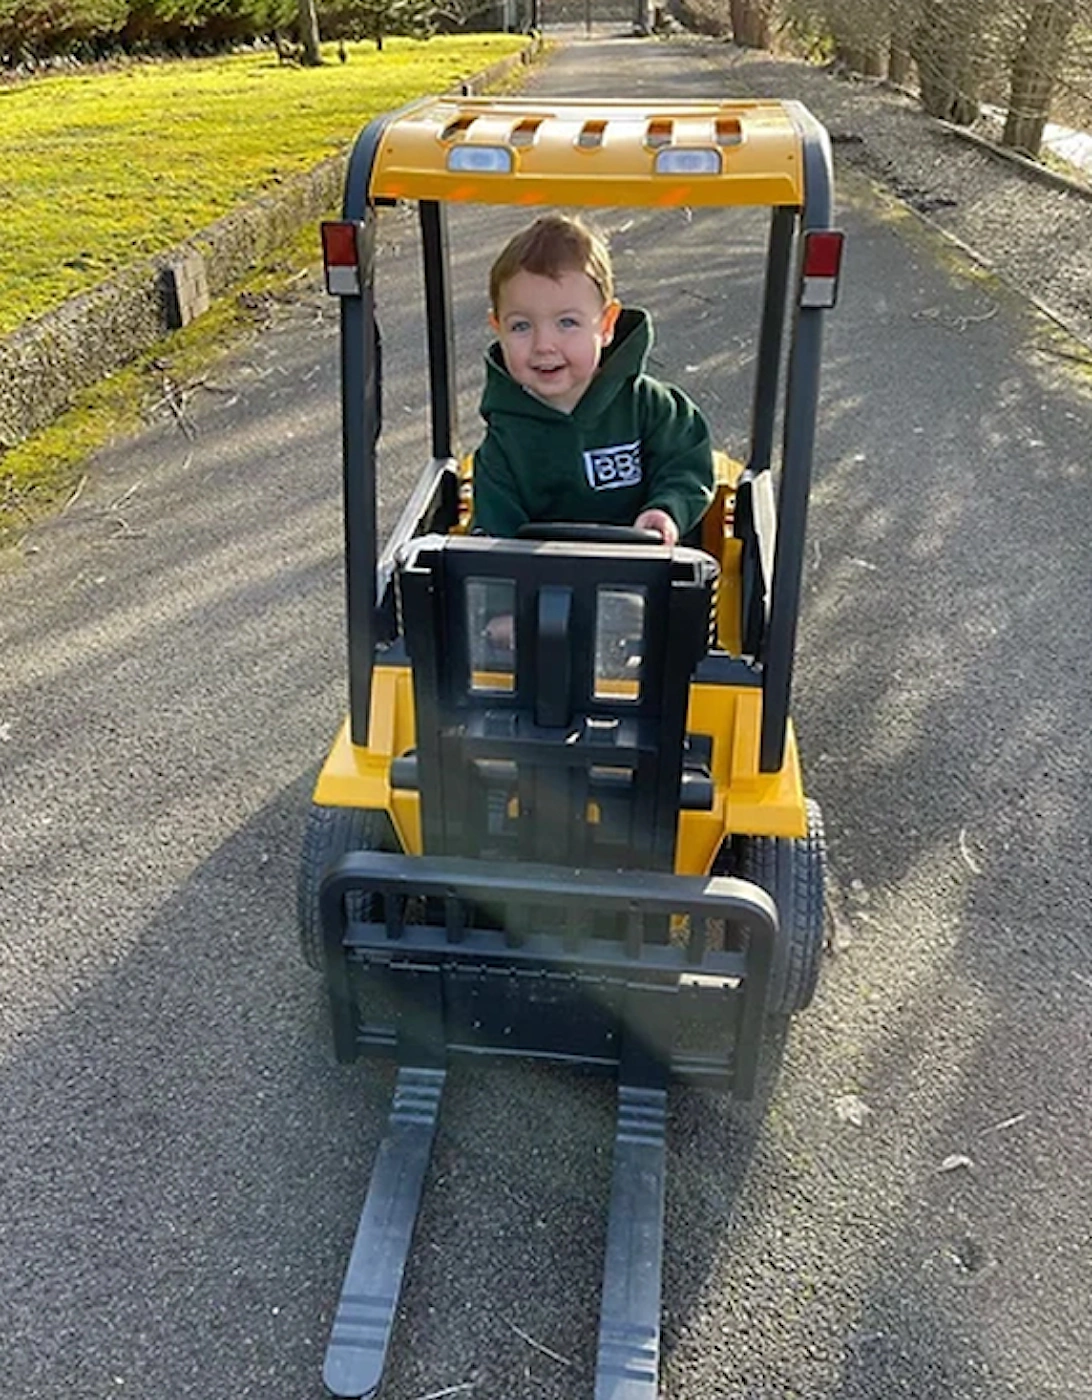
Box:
xmin=913 ymin=302 xmax=999 ymax=332
xmin=157 ymin=374 xmax=198 ymax=440
xmin=411 ymin=1383 xmax=476 ymax=1400
xmin=503 ymin=1319 xmax=574 ymax=1368
xmin=108 ymin=481 xmax=142 ymax=512
xmin=61 ymin=474 xmax=87 ymax=514
xmin=980 ymin=1112 xmax=1027 ymax=1135
xmin=958 ymin=827 xmax=982 ymax=875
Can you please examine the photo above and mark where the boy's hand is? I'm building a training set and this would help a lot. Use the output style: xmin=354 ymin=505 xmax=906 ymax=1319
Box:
xmin=634 ymin=508 xmax=679 ymax=547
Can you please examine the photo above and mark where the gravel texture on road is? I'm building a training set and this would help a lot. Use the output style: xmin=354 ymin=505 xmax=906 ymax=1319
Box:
xmin=3 ymin=33 xmax=1091 ymax=1400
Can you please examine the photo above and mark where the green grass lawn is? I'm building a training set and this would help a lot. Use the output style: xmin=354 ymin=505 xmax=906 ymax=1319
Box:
xmin=0 ymin=35 xmax=527 ymax=336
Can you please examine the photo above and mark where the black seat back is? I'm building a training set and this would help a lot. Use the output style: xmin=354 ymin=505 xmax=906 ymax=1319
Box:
xmin=734 ymin=466 xmax=777 ymax=658
xmin=397 ymin=536 xmax=717 ymax=872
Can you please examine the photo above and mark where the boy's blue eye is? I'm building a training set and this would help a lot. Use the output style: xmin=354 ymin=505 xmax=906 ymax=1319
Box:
xmin=507 ymin=319 xmax=531 ymax=334
xmin=559 ymin=316 xmax=580 ymax=329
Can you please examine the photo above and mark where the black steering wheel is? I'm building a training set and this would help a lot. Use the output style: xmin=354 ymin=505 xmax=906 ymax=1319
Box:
xmin=517 ymin=522 xmax=664 ymax=545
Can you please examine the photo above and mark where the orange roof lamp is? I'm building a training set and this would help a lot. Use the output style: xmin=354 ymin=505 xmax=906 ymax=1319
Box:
xmin=311 ymin=96 xmax=844 ymax=1400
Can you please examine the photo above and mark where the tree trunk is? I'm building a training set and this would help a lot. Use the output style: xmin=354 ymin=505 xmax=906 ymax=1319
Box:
xmin=827 ymin=0 xmax=889 ymax=78
xmin=888 ymin=40 xmax=912 ymax=86
xmin=888 ymin=0 xmax=915 ymax=87
xmin=835 ymin=40 xmax=886 ymax=77
xmin=912 ymin=0 xmax=984 ymax=125
xmin=297 ymin=0 xmax=322 ymax=67
xmin=1002 ymin=0 xmax=1078 ymax=157
xmin=730 ymin=0 xmax=772 ymax=49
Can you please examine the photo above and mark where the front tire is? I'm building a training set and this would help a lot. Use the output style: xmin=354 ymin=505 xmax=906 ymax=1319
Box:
xmin=296 ymin=805 xmax=392 ymax=970
xmin=733 ymin=798 xmax=827 ymax=1016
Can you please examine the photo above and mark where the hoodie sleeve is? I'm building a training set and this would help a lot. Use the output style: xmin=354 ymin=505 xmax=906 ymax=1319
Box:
xmin=470 ymin=429 xmax=530 ymax=537
xmin=636 ymin=378 xmax=715 ymax=537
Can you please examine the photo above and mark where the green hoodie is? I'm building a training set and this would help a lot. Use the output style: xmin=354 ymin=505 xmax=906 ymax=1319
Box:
xmin=471 ymin=307 xmax=714 ymax=537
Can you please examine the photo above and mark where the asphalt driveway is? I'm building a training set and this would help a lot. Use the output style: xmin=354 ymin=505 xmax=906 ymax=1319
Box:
xmin=2 ymin=37 xmax=1090 ymax=1400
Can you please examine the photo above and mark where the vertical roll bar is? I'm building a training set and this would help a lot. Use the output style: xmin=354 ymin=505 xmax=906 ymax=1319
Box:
xmin=340 ymin=211 xmax=379 ymax=748
xmin=748 ymin=206 xmax=796 ymax=477
xmin=760 ymin=104 xmax=834 ymax=773
xmin=338 ymin=103 xmax=426 ymax=745
xmin=419 ymin=201 xmax=458 ymax=463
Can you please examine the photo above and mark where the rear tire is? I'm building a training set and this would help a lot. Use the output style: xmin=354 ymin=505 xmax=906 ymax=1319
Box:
xmin=297 ymin=805 xmax=391 ymax=970
xmin=733 ymin=798 xmax=827 ymax=1016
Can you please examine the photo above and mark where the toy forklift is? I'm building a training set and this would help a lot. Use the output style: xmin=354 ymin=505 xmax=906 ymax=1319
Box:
xmin=302 ymin=95 xmax=843 ymax=1399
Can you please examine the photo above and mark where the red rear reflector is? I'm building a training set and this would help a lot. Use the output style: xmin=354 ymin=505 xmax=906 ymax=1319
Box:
xmin=803 ymin=230 xmax=844 ymax=279
xmin=321 ymin=222 xmax=361 ymax=297
xmin=322 ymin=222 xmax=358 ymax=267
xmin=800 ymin=230 xmax=844 ymax=309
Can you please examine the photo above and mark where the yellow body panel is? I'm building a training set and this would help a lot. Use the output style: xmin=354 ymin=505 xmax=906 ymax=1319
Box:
xmin=312 ymin=677 xmax=807 ymax=872
xmin=370 ymin=98 xmax=806 ymax=209
xmin=312 ymin=669 xmax=423 ymax=854
xmin=676 ymin=688 xmax=808 ymax=874
xmin=704 ymin=452 xmax=745 ymax=655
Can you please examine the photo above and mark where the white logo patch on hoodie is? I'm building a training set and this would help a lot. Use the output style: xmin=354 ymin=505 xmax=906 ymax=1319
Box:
xmin=583 ymin=441 xmax=643 ymax=491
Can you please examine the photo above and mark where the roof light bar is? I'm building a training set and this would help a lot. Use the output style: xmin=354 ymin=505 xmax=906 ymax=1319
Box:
xmin=799 ymin=230 xmax=845 ymax=308
xmin=446 ymin=145 xmax=514 ymax=174
xmin=653 ymin=147 xmax=722 ymax=176
xmin=321 ymin=221 xmax=361 ymax=297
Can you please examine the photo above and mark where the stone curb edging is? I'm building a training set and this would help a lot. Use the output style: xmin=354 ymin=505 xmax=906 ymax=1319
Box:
xmin=0 ymin=37 xmax=541 ymax=454
xmin=0 ymin=153 xmax=348 ymax=453
xmin=935 ymin=117 xmax=1092 ymax=205
xmin=826 ymin=69 xmax=1092 ymax=203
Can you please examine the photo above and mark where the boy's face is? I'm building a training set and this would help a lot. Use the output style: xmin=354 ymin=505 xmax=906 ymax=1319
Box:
xmin=491 ymin=269 xmax=621 ymax=414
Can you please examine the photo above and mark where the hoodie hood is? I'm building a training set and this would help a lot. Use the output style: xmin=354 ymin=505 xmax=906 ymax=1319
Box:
xmin=481 ymin=306 xmax=653 ymax=424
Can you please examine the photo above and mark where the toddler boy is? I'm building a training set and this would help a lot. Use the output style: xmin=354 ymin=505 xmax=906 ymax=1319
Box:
xmin=472 ymin=213 xmax=714 ymax=547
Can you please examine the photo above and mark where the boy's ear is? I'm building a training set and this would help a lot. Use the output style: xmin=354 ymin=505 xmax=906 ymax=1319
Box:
xmin=489 ymin=309 xmax=501 ymax=334
xmin=601 ymin=299 xmax=622 ymax=343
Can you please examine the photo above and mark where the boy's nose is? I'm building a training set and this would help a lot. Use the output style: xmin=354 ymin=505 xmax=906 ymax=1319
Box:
xmin=531 ymin=323 xmax=556 ymax=353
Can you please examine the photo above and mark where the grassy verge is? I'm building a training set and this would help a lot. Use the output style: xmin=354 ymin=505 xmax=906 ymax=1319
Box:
xmin=0 ymin=35 xmax=527 ymax=334
xmin=0 ymin=35 xmax=543 ymax=548
xmin=0 ymin=221 xmax=327 ymax=550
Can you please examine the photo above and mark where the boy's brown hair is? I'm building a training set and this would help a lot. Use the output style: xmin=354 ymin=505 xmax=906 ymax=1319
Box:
xmin=489 ymin=213 xmax=614 ymax=311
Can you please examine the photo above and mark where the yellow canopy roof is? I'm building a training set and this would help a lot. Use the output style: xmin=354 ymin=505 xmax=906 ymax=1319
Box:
xmin=367 ymin=97 xmax=809 ymax=208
